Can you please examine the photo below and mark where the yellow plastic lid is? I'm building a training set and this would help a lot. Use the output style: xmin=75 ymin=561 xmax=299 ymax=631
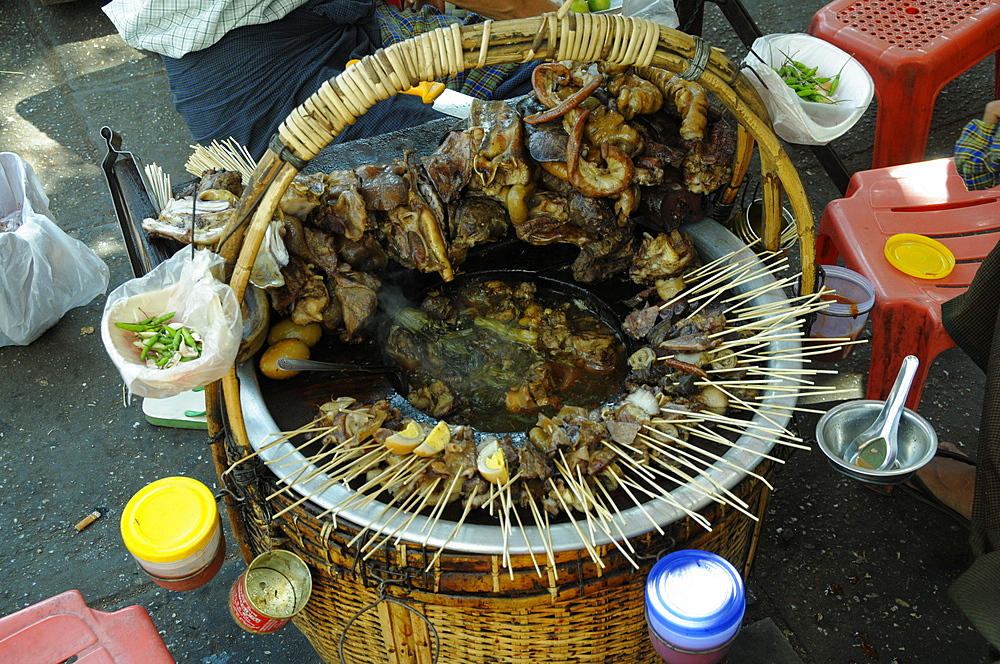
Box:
xmin=884 ymin=233 xmax=955 ymax=280
xmin=120 ymin=476 xmax=219 ymax=563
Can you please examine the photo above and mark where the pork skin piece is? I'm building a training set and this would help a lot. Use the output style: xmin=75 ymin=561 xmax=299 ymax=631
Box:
xmin=468 ymin=99 xmax=535 ymax=197
xmin=356 ymin=162 xmax=409 ymax=211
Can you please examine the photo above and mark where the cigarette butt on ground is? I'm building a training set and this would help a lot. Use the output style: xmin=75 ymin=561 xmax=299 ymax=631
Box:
xmin=75 ymin=510 xmax=102 ymax=532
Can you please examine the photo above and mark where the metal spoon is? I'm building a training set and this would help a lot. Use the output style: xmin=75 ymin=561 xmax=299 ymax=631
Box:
xmin=842 ymin=355 xmax=919 ymax=471
xmin=275 ymin=358 xmax=409 ymax=391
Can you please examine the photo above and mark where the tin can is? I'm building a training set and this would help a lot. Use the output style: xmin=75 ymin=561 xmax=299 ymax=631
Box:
xmin=120 ymin=476 xmax=226 ymax=592
xmin=229 ymin=550 xmax=313 ymax=634
xmin=730 ymin=198 xmax=796 ymax=257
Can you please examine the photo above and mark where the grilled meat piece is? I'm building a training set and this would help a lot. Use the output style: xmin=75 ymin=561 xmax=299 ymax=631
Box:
xmin=356 ymin=162 xmax=409 ymax=211
xmin=629 ymin=230 xmax=699 ymax=284
xmin=468 ymin=99 xmax=536 ymax=198
xmin=336 ymin=233 xmax=388 ymax=273
xmin=446 ymin=196 xmax=510 ymax=264
xmin=332 ymin=268 xmax=381 ymax=341
xmin=421 ymin=129 xmax=479 ymax=203
xmin=268 ymin=255 xmax=328 ymax=325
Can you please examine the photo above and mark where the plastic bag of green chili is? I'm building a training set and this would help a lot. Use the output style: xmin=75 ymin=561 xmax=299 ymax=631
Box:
xmin=101 ymin=247 xmax=241 ymax=398
xmin=742 ymin=33 xmax=873 ymax=145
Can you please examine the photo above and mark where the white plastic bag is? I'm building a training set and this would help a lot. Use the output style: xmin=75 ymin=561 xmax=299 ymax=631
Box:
xmin=742 ymin=33 xmax=874 ymax=146
xmin=0 ymin=153 xmax=110 ymax=346
xmin=622 ymin=0 xmax=679 ymax=28
xmin=101 ymin=246 xmax=242 ymax=398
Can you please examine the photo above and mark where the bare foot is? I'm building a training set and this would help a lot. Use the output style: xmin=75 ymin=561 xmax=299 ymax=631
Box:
xmin=913 ymin=442 xmax=976 ymax=521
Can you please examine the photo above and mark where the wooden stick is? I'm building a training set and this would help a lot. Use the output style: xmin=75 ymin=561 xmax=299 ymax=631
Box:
xmin=547 ymin=478 xmax=605 ymax=568
xmin=425 ymin=483 xmax=481 ymax=572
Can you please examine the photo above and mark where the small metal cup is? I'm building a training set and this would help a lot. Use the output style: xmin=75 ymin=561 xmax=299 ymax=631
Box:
xmin=816 ymin=400 xmax=937 ymax=486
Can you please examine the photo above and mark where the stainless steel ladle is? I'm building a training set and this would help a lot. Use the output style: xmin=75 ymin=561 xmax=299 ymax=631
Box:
xmin=275 ymin=358 xmax=409 ymax=391
xmin=841 ymin=355 xmax=919 ymax=470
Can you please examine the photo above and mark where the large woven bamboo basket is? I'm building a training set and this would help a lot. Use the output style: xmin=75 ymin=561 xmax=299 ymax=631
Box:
xmin=205 ymin=8 xmax=816 ymax=664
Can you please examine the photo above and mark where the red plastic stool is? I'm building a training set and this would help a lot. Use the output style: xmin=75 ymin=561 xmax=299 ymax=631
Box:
xmin=0 ymin=590 xmax=174 ymax=664
xmin=816 ymin=158 xmax=1000 ymax=409
xmin=809 ymin=0 xmax=1000 ymax=169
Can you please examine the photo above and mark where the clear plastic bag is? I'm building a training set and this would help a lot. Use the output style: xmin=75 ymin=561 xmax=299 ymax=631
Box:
xmin=621 ymin=0 xmax=678 ymax=27
xmin=742 ymin=33 xmax=874 ymax=146
xmin=101 ymin=247 xmax=242 ymax=398
xmin=0 ymin=153 xmax=110 ymax=346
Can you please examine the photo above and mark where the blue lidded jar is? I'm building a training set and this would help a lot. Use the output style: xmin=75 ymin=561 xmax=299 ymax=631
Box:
xmin=645 ymin=550 xmax=746 ymax=664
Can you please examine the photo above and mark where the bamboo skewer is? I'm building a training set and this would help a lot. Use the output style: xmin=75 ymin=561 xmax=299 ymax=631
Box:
xmin=425 ymin=484 xmax=481 ymax=572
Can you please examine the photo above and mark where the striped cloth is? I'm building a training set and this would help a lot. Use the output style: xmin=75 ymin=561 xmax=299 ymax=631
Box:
xmin=942 ymin=240 xmax=1000 ymax=656
xmin=954 ymin=118 xmax=1000 ymax=191
xmin=375 ymin=3 xmax=521 ymax=99
xmin=159 ymin=0 xmax=535 ymax=160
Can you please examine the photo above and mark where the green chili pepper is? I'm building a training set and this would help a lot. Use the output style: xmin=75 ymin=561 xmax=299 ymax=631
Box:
xmin=140 ymin=334 xmax=158 ymax=361
xmin=180 ymin=327 xmax=199 ymax=353
xmin=115 ymin=322 xmax=152 ymax=332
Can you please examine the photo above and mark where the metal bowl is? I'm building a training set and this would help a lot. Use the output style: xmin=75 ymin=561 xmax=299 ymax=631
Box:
xmin=816 ymin=400 xmax=937 ymax=485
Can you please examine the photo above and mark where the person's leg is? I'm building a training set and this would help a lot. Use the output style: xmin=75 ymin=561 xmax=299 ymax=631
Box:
xmin=913 ymin=442 xmax=976 ymax=521
xmin=162 ymin=0 xmax=445 ymax=159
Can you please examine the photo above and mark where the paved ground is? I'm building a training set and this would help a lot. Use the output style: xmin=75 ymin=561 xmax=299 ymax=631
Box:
xmin=0 ymin=0 xmax=995 ymax=662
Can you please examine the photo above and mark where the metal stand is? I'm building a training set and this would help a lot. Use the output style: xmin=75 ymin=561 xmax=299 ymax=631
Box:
xmin=675 ymin=0 xmax=853 ymax=195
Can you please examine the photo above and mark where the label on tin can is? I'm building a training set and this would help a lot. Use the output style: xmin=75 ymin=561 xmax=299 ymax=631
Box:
xmin=228 ymin=550 xmax=312 ymax=634
xmin=230 ymin=571 xmax=290 ymax=633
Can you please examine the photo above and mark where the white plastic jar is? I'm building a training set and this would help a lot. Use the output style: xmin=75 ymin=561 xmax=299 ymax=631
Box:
xmin=645 ymin=550 xmax=746 ymax=664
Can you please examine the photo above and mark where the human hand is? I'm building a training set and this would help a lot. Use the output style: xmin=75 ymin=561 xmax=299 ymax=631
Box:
xmin=983 ymin=100 xmax=1000 ymax=124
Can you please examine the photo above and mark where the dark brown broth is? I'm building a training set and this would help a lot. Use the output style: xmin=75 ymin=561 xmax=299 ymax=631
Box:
xmin=391 ymin=280 xmax=627 ymax=432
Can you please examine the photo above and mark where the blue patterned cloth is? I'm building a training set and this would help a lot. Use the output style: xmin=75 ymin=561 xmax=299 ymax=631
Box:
xmin=954 ymin=118 xmax=1000 ymax=190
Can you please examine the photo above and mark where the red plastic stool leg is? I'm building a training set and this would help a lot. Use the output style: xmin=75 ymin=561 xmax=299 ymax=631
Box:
xmin=865 ymin=300 xmax=955 ymax=411
xmin=869 ymin=76 xmax=938 ymax=169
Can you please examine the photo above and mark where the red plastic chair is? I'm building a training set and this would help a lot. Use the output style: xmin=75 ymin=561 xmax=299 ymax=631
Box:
xmin=816 ymin=158 xmax=1000 ymax=409
xmin=809 ymin=0 xmax=1000 ymax=169
xmin=0 ymin=590 xmax=174 ymax=664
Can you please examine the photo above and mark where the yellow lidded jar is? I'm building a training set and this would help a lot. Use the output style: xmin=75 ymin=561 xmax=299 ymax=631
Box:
xmin=121 ymin=476 xmax=225 ymax=591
